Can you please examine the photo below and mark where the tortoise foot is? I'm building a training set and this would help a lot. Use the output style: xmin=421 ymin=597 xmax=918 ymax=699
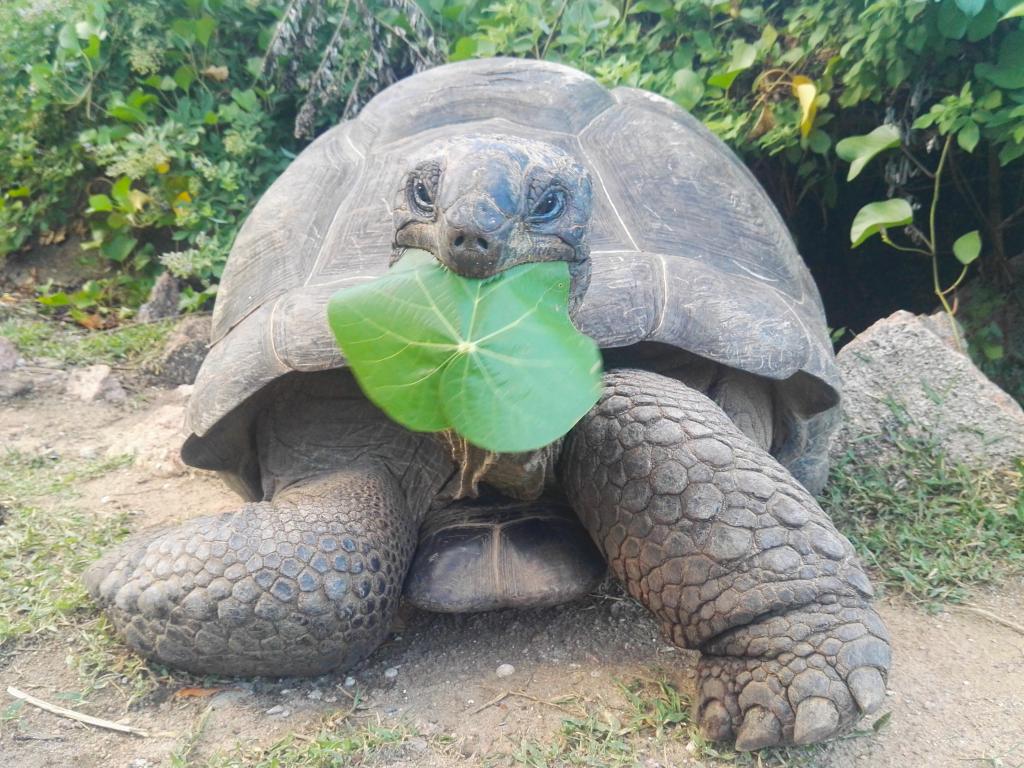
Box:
xmin=696 ymin=599 xmax=891 ymax=749
xmin=85 ymin=466 xmax=415 ymax=677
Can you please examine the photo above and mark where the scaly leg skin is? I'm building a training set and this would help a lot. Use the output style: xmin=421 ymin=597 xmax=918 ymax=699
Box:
xmin=561 ymin=369 xmax=891 ymax=750
xmin=84 ymin=466 xmax=416 ymax=677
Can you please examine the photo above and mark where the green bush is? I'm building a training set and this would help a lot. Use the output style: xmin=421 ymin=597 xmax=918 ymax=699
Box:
xmin=1 ymin=0 xmax=296 ymax=312
xmin=2 ymin=0 xmax=1022 ymax=345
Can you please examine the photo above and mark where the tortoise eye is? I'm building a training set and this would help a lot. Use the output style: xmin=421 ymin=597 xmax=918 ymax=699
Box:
xmin=411 ymin=178 xmax=434 ymax=214
xmin=529 ymin=188 xmax=566 ymax=222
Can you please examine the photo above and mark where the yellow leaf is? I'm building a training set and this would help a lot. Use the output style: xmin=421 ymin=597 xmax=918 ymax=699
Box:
xmin=202 ymin=65 xmax=229 ymax=82
xmin=128 ymin=189 xmax=149 ymax=212
xmin=155 ymin=161 xmax=170 ymax=174
xmin=748 ymin=105 xmax=775 ymax=139
xmin=791 ymin=75 xmax=817 ymax=138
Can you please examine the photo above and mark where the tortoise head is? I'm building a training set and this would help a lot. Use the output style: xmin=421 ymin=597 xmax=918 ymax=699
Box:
xmin=392 ymin=135 xmax=593 ymax=308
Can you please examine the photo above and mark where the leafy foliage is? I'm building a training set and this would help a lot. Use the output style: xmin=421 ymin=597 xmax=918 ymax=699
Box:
xmin=328 ymin=250 xmax=602 ymax=451
xmin=2 ymin=0 xmax=1022 ymax=405
xmin=1 ymin=0 xmax=296 ymax=314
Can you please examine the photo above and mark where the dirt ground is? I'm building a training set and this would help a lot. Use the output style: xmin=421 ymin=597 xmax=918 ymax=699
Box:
xmin=1 ymin=384 xmax=1023 ymax=768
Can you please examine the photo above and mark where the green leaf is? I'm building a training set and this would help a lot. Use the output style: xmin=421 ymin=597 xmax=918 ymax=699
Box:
xmin=37 ymin=291 xmax=71 ymax=308
xmin=87 ymin=194 xmax=112 ymax=212
xmin=101 ymin=233 xmax=137 ymax=263
xmin=327 ymin=250 xmax=603 ymax=452
xmin=110 ymin=177 xmax=132 ymax=206
xmin=836 ymin=124 xmax=901 ymax=181
xmin=1000 ymin=1 xmax=1024 ymax=19
xmin=671 ymin=68 xmax=704 ymax=110
xmin=955 ymin=0 xmax=986 ymax=16
xmin=938 ymin=0 xmax=970 ymax=38
xmin=708 ymin=40 xmax=757 ymax=89
xmin=83 ymin=33 xmax=101 ymax=61
xmin=850 ymin=199 xmax=914 ymax=247
xmin=173 ymin=65 xmax=195 ymax=91
xmin=958 ymin=121 xmax=981 ymax=152
xmin=171 ymin=18 xmax=195 ymax=41
xmin=952 ymin=230 xmax=981 ymax=264
xmin=194 ymin=17 xmax=216 ymax=47
xmin=976 ymin=30 xmax=1024 ymax=89
xmin=231 ymin=88 xmax=260 ymax=112
xmin=450 ymin=36 xmax=477 ymax=62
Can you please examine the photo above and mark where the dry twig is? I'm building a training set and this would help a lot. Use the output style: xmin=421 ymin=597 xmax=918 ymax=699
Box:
xmin=5 ymin=686 xmax=148 ymax=737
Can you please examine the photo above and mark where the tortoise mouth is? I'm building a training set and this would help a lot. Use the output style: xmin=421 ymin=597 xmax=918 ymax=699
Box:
xmin=393 ymin=218 xmax=579 ymax=281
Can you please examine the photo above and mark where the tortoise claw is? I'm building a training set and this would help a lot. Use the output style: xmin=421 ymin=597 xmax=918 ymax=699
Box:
xmin=847 ymin=666 xmax=886 ymax=713
xmin=699 ymin=699 xmax=734 ymax=743
xmin=734 ymin=706 xmax=782 ymax=751
xmin=793 ymin=697 xmax=840 ymax=745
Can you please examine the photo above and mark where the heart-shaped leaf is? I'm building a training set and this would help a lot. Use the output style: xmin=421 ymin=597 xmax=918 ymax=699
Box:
xmin=327 ymin=250 xmax=603 ymax=453
xmin=955 ymin=0 xmax=986 ymax=16
xmin=850 ymin=199 xmax=914 ymax=247
xmin=975 ymin=30 xmax=1024 ymax=89
xmin=672 ymin=68 xmax=705 ymax=110
xmin=836 ymin=125 xmax=901 ymax=181
xmin=953 ymin=230 xmax=982 ymax=264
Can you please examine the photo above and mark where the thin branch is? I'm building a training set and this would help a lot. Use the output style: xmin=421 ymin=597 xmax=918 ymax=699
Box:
xmin=947 ymin=149 xmax=987 ymax=224
xmin=953 ymin=605 xmax=1024 ymax=636
xmin=6 ymin=686 xmax=149 ymax=737
xmin=880 ymin=233 xmax=931 ymax=257
xmin=899 ymin=145 xmax=935 ymax=180
xmin=540 ymin=0 xmax=570 ymax=59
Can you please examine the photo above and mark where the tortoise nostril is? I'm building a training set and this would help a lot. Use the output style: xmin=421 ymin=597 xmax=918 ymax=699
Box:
xmin=454 ymin=235 xmax=465 ymax=248
xmin=476 ymin=237 xmax=489 ymax=251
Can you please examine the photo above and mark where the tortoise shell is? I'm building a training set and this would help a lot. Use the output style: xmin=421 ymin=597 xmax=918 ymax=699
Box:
xmin=183 ymin=57 xmax=839 ymax=494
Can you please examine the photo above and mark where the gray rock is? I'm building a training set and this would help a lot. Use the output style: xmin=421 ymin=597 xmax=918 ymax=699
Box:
xmin=832 ymin=310 xmax=1024 ymax=470
xmin=495 ymin=663 xmax=515 ymax=678
xmin=66 ymin=364 xmax=127 ymax=403
xmin=0 ymin=337 xmax=18 ymax=371
xmin=210 ymin=688 xmax=253 ymax=710
xmin=136 ymin=271 xmax=180 ymax=323
xmin=264 ymin=704 xmax=290 ymax=717
xmin=144 ymin=315 xmax=210 ymax=387
xmin=383 ymin=666 xmax=399 ymax=681
xmin=0 ymin=371 xmax=33 ymax=399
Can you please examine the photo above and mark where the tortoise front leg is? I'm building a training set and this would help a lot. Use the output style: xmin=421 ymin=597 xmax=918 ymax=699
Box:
xmin=85 ymin=465 xmax=416 ymax=677
xmin=560 ymin=369 xmax=891 ymax=750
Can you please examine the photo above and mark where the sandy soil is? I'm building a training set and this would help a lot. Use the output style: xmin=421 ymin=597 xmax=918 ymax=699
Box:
xmin=1 ymin=383 xmax=1022 ymax=768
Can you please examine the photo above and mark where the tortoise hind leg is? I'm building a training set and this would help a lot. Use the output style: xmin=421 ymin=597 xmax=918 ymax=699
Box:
xmin=405 ymin=496 xmax=605 ymax=613
xmin=560 ymin=369 xmax=891 ymax=749
xmin=85 ymin=465 xmax=415 ymax=677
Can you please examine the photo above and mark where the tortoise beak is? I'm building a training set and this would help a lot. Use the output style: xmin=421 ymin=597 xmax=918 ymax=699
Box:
xmin=435 ymin=220 xmax=508 ymax=279
xmin=434 ymin=195 xmax=517 ymax=279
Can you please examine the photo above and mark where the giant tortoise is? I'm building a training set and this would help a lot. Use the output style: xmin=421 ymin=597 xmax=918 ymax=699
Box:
xmin=86 ymin=57 xmax=891 ymax=749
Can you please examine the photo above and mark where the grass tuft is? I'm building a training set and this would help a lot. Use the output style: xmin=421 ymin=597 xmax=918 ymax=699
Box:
xmin=199 ymin=715 xmax=428 ymax=767
xmin=825 ymin=429 xmax=1024 ymax=604
xmin=0 ymin=449 xmax=134 ymax=647
xmin=0 ymin=314 xmax=174 ymax=368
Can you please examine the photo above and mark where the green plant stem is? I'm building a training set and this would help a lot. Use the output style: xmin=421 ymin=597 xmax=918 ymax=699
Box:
xmin=928 ymin=135 xmax=965 ymax=351
xmin=880 ymin=233 xmax=930 ymax=257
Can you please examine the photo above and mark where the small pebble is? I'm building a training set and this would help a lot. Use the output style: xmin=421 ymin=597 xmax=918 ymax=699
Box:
xmin=307 ymin=689 xmax=323 ymax=701
xmin=384 ymin=667 xmax=399 ymax=681
xmin=344 ymin=676 xmax=356 ymax=688
xmin=495 ymin=663 xmax=515 ymax=678
xmin=264 ymin=705 xmax=290 ymax=717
